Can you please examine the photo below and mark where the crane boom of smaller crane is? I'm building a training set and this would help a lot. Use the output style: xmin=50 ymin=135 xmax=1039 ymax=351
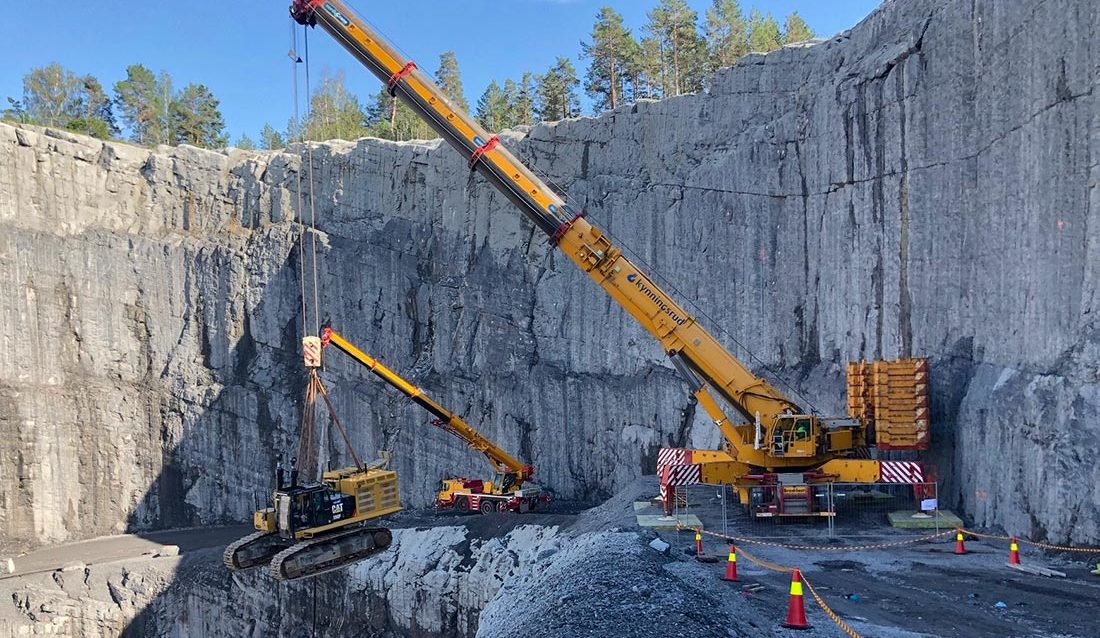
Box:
xmin=321 ymin=328 xmax=533 ymax=482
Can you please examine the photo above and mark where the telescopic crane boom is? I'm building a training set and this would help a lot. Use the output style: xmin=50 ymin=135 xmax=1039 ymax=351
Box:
xmin=288 ymin=0 xmax=926 ymax=513
xmin=321 ymin=328 xmax=535 ymax=489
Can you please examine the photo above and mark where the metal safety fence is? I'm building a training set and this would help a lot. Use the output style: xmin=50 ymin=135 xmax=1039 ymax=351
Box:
xmin=671 ymin=482 xmax=944 ymax=540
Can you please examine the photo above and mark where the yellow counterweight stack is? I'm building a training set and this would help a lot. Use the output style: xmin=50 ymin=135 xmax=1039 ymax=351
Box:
xmin=847 ymin=358 xmax=930 ymax=451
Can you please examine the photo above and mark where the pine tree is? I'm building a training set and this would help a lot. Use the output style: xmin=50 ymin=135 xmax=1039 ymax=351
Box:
xmin=748 ymin=10 xmax=783 ymax=53
xmin=515 ymin=73 xmax=537 ymax=126
xmin=260 ymin=123 xmax=285 ymax=149
xmin=115 ymin=65 xmax=173 ymax=145
xmin=170 ymin=84 xmax=227 ymax=148
xmin=629 ymin=37 xmax=665 ymax=100
xmin=535 ymin=58 xmax=581 ymax=122
xmin=3 ymin=98 xmax=28 ymax=123
xmin=78 ymin=75 xmax=118 ymax=138
xmin=705 ymin=0 xmax=749 ymax=71
xmin=782 ymin=12 xmax=815 ymax=44
xmin=645 ymin=0 xmax=708 ymax=97
xmin=476 ymin=81 xmax=510 ymax=131
xmin=501 ymin=79 xmax=521 ymax=128
xmin=581 ymin=7 xmax=639 ymax=113
xmin=364 ymin=89 xmax=431 ymax=141
xmin=235 ymin=133 xmax=257 ymax=150
xmin=302 ymin=72 xmax=369 ymax=142
xmin=435 ymin=51 xmax=468 ymax=111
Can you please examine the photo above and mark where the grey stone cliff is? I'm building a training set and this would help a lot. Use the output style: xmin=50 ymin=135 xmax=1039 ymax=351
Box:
xmin=0 ymin=0 xmax=1097 ymax=554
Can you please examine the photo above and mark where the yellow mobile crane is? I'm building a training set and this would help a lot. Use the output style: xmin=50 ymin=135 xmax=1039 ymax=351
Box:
xmin=288 ymin=0 xmax=929 ymax=517
xmin=321 ymin=328 xmax=547 ymax=514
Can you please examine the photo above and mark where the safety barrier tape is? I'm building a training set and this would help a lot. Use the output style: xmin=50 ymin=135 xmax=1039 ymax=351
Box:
xmin=675 ymin=522 xmax=1100 ymax=638
xmin=961 ymin=529 xmax=1100 ymax=554
xmin=802 ymin=574 xmax=864 ymax=638
xmin=735 ymin=544 xmax=864 ymax=638
xmin=735 ymin=545 xmax=792 ymax=574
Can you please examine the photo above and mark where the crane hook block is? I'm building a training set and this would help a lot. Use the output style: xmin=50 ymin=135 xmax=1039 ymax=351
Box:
xmin=303 ymin=336 xmax=323 ymax=368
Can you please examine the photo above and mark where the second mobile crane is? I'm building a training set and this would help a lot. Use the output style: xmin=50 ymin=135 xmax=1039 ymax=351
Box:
xmin=288 ymin=0 xmax=930 ymax=517
xmin=321 ymin=328 xmax=547 ymax=514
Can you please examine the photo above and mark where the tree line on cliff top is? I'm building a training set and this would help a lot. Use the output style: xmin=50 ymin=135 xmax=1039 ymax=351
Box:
xmin=3 ymin=1 xmax=813 ymax=150
xmin=4 ymin=63 xmax=229 ymax=149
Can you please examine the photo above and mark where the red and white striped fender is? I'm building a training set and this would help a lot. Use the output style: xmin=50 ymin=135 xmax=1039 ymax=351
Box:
xmin=657 ymin=447 xmax=691 ymax=470
xmin=879 ymin=461 xmax=924 ymax=484
xmin=661 ymin=463 xmax=702 ymax=486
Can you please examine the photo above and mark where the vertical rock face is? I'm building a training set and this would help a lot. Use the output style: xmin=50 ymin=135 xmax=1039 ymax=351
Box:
xmin=0 ymin=0 xmax=1097 ymax=551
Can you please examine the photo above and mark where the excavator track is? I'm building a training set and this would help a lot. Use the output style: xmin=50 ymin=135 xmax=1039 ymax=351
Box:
xmin=223 ymin=531 xmax=293 ymax=572
xmin=270 ymin=526 xmax=393 ymax=582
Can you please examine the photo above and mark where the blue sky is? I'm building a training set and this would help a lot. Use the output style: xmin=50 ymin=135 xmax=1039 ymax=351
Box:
xmin=2 ymin=1 xmax=880 ymax=142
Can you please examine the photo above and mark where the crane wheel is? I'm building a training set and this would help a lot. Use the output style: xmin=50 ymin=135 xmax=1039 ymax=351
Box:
xmin=479 ymin=500 xmax=494 ymax=515
xmin=455 ymin=496 xmax=469 ymax=511
xmin=496 ymin=501 xmax=509 ymax=513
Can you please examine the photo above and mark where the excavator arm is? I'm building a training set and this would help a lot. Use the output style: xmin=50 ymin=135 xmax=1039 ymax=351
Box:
xmin=320 ymin=328 xmax=534 ymax=483
xmin=290 ymin=1 xmax=809 ymax=468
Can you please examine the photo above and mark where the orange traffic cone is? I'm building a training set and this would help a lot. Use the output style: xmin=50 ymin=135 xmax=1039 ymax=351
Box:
xmin=695 ymin=531 xmax=703 ymax=557
xmin=782 ymin=568 xmax=811 ymax=630
xmin=723 ymin=544 xmax=738 ymax=581
xmin=1008 ymin=537 xmax=1021 ymax=565
xmin=954 ymin=530 xmax=967 ymax=555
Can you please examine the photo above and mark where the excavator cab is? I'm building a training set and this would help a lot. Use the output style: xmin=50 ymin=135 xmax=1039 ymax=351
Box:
xmin=769 ymin=415 xmax=818 ymax=458
xmin=274 ymin=484 xmax=357 ymax=538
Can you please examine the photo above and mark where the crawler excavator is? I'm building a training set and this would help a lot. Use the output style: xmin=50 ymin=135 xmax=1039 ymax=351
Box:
xmin=224 ymin=336 xmax=401 ymax=581
xmin=286 ymin=0 xmax=932 ymax=518
xmin=321 ymin=328 xmax=547 ymax=514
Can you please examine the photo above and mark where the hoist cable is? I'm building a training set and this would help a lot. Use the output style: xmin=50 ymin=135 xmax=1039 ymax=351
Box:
xmin=304 ymin=28 xmax=322 ymax=338
xmin=291 ymin=20 xmax=309 ymax=338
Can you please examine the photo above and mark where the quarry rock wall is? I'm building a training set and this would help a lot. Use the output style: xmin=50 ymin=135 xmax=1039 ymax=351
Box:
xmin=0 ymin=0 xmax=1097 ymax=550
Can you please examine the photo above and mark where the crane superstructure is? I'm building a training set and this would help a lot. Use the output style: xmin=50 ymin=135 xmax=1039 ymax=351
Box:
xmin=321 ymin=328 xmax=545 ymax=513
xmin=288 ymin=0 xmax=927 ymax=516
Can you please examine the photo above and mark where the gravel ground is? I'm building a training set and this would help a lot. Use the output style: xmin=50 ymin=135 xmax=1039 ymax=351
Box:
xmin=5 ymin=478 xmax=1096 ymax=637
xmin=476 ymin=476 xmax=1099 ymax=638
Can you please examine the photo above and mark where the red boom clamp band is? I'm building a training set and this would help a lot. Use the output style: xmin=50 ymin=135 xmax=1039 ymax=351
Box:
xmin=290 ymin=0 xmax=322 ymax=25
xmin=469 ymin=136 xmax=501 ymax=170
xmin=550 ymin=210 xmax=587 ymax=245
xmin=320 ymin=326 xmax=333 ymax=348
xmin=387 ymin=62 xmax=418 ymax=95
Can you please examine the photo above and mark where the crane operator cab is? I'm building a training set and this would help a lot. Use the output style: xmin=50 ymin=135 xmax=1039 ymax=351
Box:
xmin=769 ymin=415 xmax=818 ymax=458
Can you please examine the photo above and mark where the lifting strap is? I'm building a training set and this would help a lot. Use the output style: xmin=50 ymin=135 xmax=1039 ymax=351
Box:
xmin=299 ymin=370 xmax=365 ymax=474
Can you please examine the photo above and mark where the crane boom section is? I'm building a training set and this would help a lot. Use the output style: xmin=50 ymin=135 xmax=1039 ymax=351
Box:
xmin=322 ymin=329 xmax=530 ymax=477
xmin=292 ymin=1 xmax=801 ymax=440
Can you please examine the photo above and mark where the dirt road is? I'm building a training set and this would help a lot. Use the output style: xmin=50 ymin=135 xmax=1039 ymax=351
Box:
xmin=0 ymin=526 xmax=252 ymax=581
